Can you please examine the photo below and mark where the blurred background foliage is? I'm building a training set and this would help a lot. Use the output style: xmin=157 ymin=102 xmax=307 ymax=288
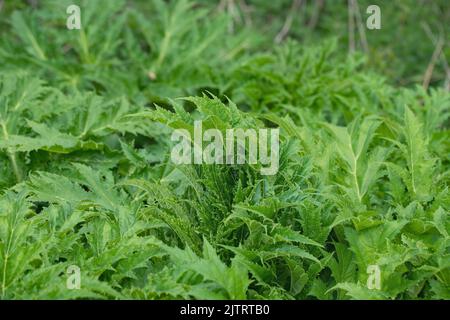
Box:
xmin=1 ymin=0 xmax=448 ymax=89
xmin=203 ymin=0 xmax=450 ymax=88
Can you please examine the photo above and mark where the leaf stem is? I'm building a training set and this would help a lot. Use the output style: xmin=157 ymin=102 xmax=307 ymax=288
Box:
xmin=1 ymin=121 xmax=22 ymax=183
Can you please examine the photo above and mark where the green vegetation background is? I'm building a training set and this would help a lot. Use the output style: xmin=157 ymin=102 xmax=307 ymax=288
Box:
xmin=0 ymin=0 xmax=448 ymax=299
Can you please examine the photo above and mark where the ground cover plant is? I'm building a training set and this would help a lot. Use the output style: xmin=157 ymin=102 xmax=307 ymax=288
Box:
xmin=0 ymin=0 xmax=449 ymax=300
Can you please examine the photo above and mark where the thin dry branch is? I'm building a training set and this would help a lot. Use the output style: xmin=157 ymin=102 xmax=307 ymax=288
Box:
xmin=352 ymin=0 xmax=369 ymax=53
xmin=422 ymin=37 xmax=444 ymax=90
xmin=421 ymin=22 xmax=450 ymax=91
xmin=275 ymin=0 xmax=304 ymax=44
xmin=238 ymin=0 xmax=253 ymax=27
xmin=308 ymin=0 xmax=325 ymax=30
xmin=218 ymin=0 xmax=243 ymax=33
xmin=348 ymin=0 xmax=356 ymax=53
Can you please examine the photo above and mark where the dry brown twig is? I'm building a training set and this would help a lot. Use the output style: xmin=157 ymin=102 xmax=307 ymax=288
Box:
xmin=348 ymin=0 xmax=356 ymax=53
xmin=238 ymin=0 xmax=252 ymax=27
xmin=218 ymin=0 xmax=253 ymax=32
xmin=275 ymin=0 xmax=304 ymax=44
xmin=422 ymin=38 xmax=444 ymax=90
xmin=348 ymin=0 xmax=369 ymax=53
xmin=217 ymin=0 xmax=241 ymax=33
xmin=308 ymin=0 xmax=325 ymax=30
xmin=352 ymin=0 xmax=369 ymax=53
xmin=421 ymin=22 xmax=449 ymax=91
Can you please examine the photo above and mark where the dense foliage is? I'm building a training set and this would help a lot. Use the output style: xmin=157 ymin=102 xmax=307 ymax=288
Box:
xmin=0 ymin=0 xmax=448 ymax=300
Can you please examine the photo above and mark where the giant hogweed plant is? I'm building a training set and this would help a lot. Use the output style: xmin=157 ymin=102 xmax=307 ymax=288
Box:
xmin=0 ymin=0 xmax=449 ymax=300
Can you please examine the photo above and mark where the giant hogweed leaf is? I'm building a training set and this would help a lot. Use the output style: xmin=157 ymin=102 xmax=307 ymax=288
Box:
xmin=261 ymin=113 xmax=302 ymax=139
xmin=329 ymin=283 xmax=388 ymax=300
xmin=73 ymin=163 xmax=122 ymax=211
xmin=262 ymin=244 xmax=321 ymax=265
xmin=329 ymin=243 xmax=357 ymax=296
xmin=27 ymin=171 xmax=93 ymax=204
xmin=226 ymin=203 xmax=322 ymax=250
xmin=182 ymin=96 xmax=256 ymax=128
xmin=0 ymin=73 xmax=47 ymax=117
xmin=373 ymin=237 xmax=434 ymax=298
xmin=272 ymin=225 xmax=323 ymax=248
xmin=0 ymin=192 xmax=43 ymax=299
xmin=286 ymin=258 xmax=309 ymax=296
xmin=222 ymin=245 xmax=275 ymax=284
xmin=123 ymin=179 xmax=202 ymax=253
xmin=27 ymin=164 xmax=123 ymax=211
xmin=429 ymin=279 xmax=450 ymax=299
xmin=433 ymin=207 xmax=449 ymax=238
xmin=402 ymin=106 xmax=436 ymax=200
xmin=132 ymin=0 xmax=251 ymax=98
xmin=11 ymin=264 xmax=122 ymax=299
xmin=73 ymin=96 xmax=155 ymax=138
xmin=72 ymin=164 xmax=146 ymax=238
xmin=127 ymin=267 xmax=192 ymax=299
xmin=387 ymin=107 xmax=437 ymax=202
xmin=345 ymin=221 xmax=408 ymax=264
xmin=162 ymin=239 xmax=251 ymax=299
xmin=131 ymin=94 xmax=260 ymax=137
xmin=0 ymin=74 xmax=50 ymax=184
xmin=325 ymin=117 xmax=385 ymax=205
xmin=10 ymin=11 xmax=47 ymax=61
xmin=6 ymin=121 xmax=102 ymax=153
xmin=27 ymin=164 xmax=143 ymax=239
